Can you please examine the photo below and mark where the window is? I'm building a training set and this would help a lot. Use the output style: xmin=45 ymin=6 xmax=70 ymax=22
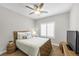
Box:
xmin=40 ymin=22 xmax=55 ymax=38
xmin=40 ymin=24 xmax=46 ymax=36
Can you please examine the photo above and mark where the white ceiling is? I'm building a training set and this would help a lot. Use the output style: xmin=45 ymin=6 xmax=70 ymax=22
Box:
xmin=0 ymin=3 xmax=72 ymax=20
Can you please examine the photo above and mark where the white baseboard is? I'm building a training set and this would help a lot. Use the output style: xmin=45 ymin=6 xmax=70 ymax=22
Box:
xmin=52 ymin=43 xmax=59 ymax=46
xmin=0 ymin=50 xmax=6 ymax=55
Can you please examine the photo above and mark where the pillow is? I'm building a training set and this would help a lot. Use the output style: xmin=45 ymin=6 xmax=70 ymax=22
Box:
xmin=22 ymin=35 xmax=27 ymax=39
xmin=17 ymin=32 xmax=27 ymax=39
xmin=26 ymin=32 xmax=32 ymax=39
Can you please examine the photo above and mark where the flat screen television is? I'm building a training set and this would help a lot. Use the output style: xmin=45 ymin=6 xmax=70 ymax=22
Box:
xmin=67 ymin=31 xmax=79 ymax=53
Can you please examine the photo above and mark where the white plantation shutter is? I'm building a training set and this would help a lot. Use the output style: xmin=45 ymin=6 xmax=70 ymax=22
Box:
xmin=41 ymin=24 xmax=46 ymax=36
xmin=47 ymin=22 xmax=55 ymax=37
xmin=40 ymin=22 xmax=55 ymax=38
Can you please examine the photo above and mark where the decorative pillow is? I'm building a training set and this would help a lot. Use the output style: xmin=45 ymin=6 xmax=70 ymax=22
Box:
xmin=26 ymin=32 xmax=32 ymax=39
xmin=22 ymin=35 xmax=27 ymax=39
xmin=17 ymin=32 xmax=27 ymax=39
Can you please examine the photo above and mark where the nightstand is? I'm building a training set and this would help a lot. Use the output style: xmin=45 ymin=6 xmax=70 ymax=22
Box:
xmin=7 ymin=41 xmax=16 ymax=54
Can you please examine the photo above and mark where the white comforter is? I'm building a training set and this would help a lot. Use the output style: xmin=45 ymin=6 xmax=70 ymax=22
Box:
xmin=16 ymin=37 xmax=49 ymax=56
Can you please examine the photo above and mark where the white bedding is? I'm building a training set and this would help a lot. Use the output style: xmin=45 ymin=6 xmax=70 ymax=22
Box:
xmin=16 ymin=37 xmax=49 ymax=56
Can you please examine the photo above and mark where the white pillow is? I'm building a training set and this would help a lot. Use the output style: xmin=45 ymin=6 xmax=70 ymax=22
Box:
xmin=26 ymin=32 xmax=32 ymax=39
xmin=17 ymin=32 xmax=27 ymax=39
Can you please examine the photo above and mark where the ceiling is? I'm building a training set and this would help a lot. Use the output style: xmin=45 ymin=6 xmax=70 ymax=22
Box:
xmin=0 ymin=3 xmax=72 ymax=20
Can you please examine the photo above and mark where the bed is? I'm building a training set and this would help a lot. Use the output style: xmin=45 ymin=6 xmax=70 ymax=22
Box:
xmin=13 ymin=31 xmax=52 ymax=56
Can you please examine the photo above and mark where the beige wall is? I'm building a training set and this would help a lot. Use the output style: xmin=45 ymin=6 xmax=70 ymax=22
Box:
xmin=35 ymin=12 xmax=70 ymax=44
xmin=0 ymin=5 xmax=34 ymax=54
xmin=70 ymin=4 xmax=79 ymax=30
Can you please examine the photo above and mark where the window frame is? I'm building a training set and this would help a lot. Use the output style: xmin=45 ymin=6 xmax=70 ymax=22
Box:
xmin=40 ymin=22 xmax=55 ymax=38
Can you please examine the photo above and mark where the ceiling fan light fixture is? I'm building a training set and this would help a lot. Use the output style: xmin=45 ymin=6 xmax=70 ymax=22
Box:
xmin=26 ymin=3 xmax=48 ymax=15
xmin=37 ymin=8 xmax=41 ymax=11
xmin=33 ymin=8 xmax=41 ymax=15
xmin=34 ymin=10 xmax=41 ymax=15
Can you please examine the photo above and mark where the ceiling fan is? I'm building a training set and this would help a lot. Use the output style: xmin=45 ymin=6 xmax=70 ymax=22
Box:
xmin=25 ymin=3 xmax=48 ymax=15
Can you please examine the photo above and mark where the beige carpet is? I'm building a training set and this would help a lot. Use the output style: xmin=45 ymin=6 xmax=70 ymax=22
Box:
xmin=1 ymin=46 xmax=63 ymax=56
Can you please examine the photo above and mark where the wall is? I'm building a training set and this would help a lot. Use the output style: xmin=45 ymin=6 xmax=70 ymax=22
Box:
xmin=70 ymin=4 xmax=79 ymax=30
xmin=35 ymin=13 xmax=70 ymax=45
xmin=0 ymin=6 xmax=34 ymax=54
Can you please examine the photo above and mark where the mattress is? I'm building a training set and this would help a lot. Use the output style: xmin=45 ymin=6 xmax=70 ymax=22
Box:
xmin=16 ymin=37 xmax=49 ymax=56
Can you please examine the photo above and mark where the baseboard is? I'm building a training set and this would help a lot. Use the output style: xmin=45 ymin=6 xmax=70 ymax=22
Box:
xmin=52 ymin=43 xmax=59 ymax=46
xmin=0 ymin=50 xmax=6 ymax=55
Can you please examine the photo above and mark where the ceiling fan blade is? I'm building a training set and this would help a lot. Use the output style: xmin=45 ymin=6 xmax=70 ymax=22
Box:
xmin=29 ymin=12 xmax=34 ymax=15
xmin=25 ymin=6 xmax=34 ymax=10
xmin=39 ymin=3 xmax=44 ymax=9
xmin=40 ymin=11 xmax=48 ymax=13
xmin=34 ymin=4 xmax=38 ymax=8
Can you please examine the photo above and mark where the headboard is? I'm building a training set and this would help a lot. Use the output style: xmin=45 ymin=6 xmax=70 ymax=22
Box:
xmin=13 ymin=31 xmax=30 ymax=43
